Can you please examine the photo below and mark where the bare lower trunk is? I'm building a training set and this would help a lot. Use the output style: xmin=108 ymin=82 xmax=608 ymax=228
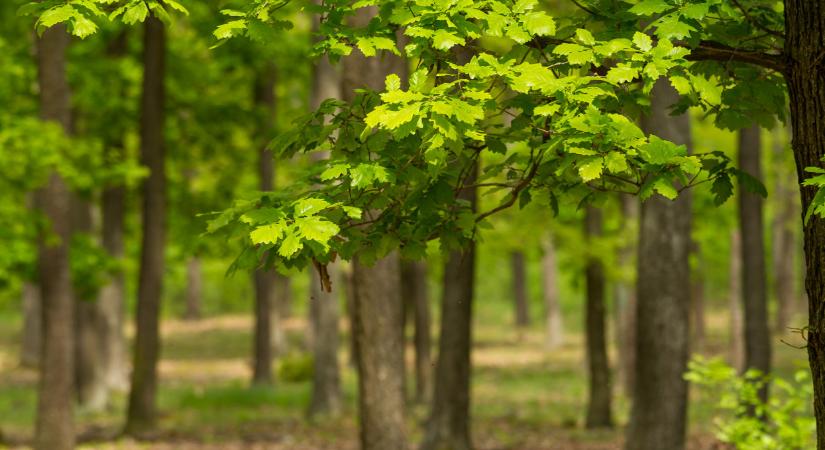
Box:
xmin=772 ymin=125 xmax=798 ymax=333
xmin=34 ymin=24 xmax=75 ymax=450
xmin=738 ymin=125 xmax=772 ymax=404
xmin=253 ymin=270 xmax=273 ymax=385
xmin=184 ymin=257 xmax=202 ymax=320
xmin=584 ymin=206 xmax=612 ymax=428
xmin=352 ymin=255 xmax=407 ymax=450
xmin=402 ymin=260 xmax=431 ymax=404
xmin=691 ymin=243 xmax=706 ymax=352
xmin=100 ymin=177 xmax=128 ymax=391
xmin=308 ymin=264 xmax=342 ymax=417
xmin=125 ymin=16 xmax=166 ymax=435
xmin=512 ymin=251 xmax=530 ymax=329
xmin=542 ymin=236 xmax=563 ymax=350
xmin=729 ymin=230 xmax=745 ymax=371
xmin=21 ymin=283 xmax=42 ymax=368
xmin=625 ymin=79 xmax=692 ymax=450
xmin=615 ymin=194 xmax=638 ymax=396
xmin=270 ymin=274 xmax=288 ymax=355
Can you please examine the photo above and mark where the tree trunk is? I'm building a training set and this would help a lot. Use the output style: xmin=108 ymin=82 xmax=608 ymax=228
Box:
xmin=584 ymin=206 xmax=613 ymax=429
xmin=772 ymin=125 xmax=797 ymax=333
xmin=624 ymin=79 xmax=692 ymax=450
xmin=691 ymin=242 xmax=706 ymax=352
xmin=352 ymin=255 xmax=407 ymax=450
xmin=21 ymin=282 xmax=42 ymax=368
xmin=542 ymin=235 xmax=563 ymax=350
xmin=511 ymin=251 xmax=530 ymax=329
xmin=729 ymin=230 xmax=745 ymax=371
xmin=614 ymin=194 xmax=638 ymax=395
xmin=401 ymin=260 xmax=431 ymax=404
xmin=784 ymin=3 xmax=825 ymax=446
xmin=33 ymin=23 xmax=75 ymax=450
xmin=307 ymin=264 xmax=342 ymax=417
xmin=421 ymin=164 xmax=477 ymax=450
xmin=737 ymin=125 xmax=772 ymax=404
xmin=252 ymin=63 xmax=279 ymax=386
xmin=125 ymin=15 xmax=166 ymax=435
xmin=184 ymin=257 xmax=202 ymax=320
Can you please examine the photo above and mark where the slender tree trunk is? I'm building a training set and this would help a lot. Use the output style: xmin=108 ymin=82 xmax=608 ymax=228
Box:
xmin=772 ymin=125 xmax=797 ymax=333
xmin=542 ymin=235 xmax=563 ymax=350
xmin=584 ymin=206 xmax=612 ymax=428
xmin=421 ymin=165 xmax=477 ymax=450
xmin=729 ymin=230 xmax=745 ymax=371
xmin=184 ymin=257 xmax=202 ymax=320
xmin=308 ymin=264 xmax=342 ymax=417
xmin=34 ymin=23 xmax=75 ymax=450
xmin=615 ymin=194 xmax=638 ymax=395
xmin=21 ymin=282 xmax=42 ymax=368
xmin=251 ymin=63 xmax=279 ymax=386
xmin=691 ymin=242 xmax=706 ymax=352
xmin=738 ymin=125 xmax=772 ymax=404
xmin=784 ymin=4 xmax=825 ymax=446
xmin=402 ymin=260 xmax=431 ymax=404
xmin=624 ymin=79 xmax=692 ymax=450
xmin=511 ymin=251 xmax=530 ymax=329
xmin=125 ymin=16 xmax=166 ymax=435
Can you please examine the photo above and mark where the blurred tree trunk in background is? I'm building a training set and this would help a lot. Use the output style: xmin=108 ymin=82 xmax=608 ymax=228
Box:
xmin=625 ymin=79 xmax=692 ymax=450
xmin=126 ymin=15 xmax=167 ymax=435
xmin=738 ymin=125 xmax=771 ymax=403
xmin=690 ymin=242 xmax=706 ymax=352
xmin=614 ymin=194 xmax=637 ymax=395
xmin=252 ymin=62 xmax=279 ymax=386
xmin=584 ymin=206 xmax=613 ymax=429
xmin=511 ymin=251 xmax=530 ymax=330
xmin=343 ymin=7 xmax=408 ymax=449
xmin=20 ymin=282 xmax=41 ymax=368
xmin=729 ymin=230 xmax=745 ymax=371
xmin=98 ymin=31 xmax=130 ymax=393
xmin=184 ymin=257 xmax=202 ymax=320
xmin=33 ymin=23 xmax=75 ymax=450
xmin=421 ymin=165 xmax=477 ymax=450
xmin=542 ymin=235 xmax=563 ymax=350
xmin=307 ymin=25 xmax=343 ymax=415
xmin=73 ymin=197 xmax=108 ymax=411
xmin=401 ymin=260 xmax=431 ymax=404
xmin=772 ymin=125 xmax=798 ymax=333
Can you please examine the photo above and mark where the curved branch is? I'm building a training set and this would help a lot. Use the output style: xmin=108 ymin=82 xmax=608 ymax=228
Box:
xmin=686 ymin=40 xmax=787 ymax=74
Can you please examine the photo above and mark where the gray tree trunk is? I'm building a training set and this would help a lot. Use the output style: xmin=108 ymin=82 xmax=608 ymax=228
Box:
xmin=308 ymin=265 xmax=342 ymax=417
xmin=34 ymin=23 xmax=75 ymax=450
xmin=729 ymin=230 xmax=745 ymax=371
xmin=614 ymin=194 xmax=638 ymax=395
xmin=542 ymin=236 xmax=563 ymax=350
xmin=624 ymin=79 xmax=692 ymax=450
xmin=401 ymin=260 xmax=431 ymax=404
xmin=771 ymin=125 xmax=797 ymax=333
xmin=584 ymin=206 xmax=612 ymax=428
xmin=21 ymin=282 xmax=42 ymax=368
xmin=511 ymin=251 xmax=530 ymax=329
xmin=691 ymin=242 xmax=706 ymax=352
xmin=738 ymin=125 xmax=772 ymax=403
xmin=125 ymin=15 xmax=167 ymax=435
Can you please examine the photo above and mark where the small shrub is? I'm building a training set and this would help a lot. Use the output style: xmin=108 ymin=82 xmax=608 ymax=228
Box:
xmin=277 ymin=352 xmax=314 ymax=383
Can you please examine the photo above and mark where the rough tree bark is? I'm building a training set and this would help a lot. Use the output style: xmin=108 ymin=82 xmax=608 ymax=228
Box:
xmin=584 ymin=206 xmax=613 ymax=429
xmin=737 ymin=124 xmax=772 ymax=403
xmin=729 ymin=230 xmax=745 ymax=371
xmin=511 ymin=251 xmax=530 ymax=329
xmin=33 ymin=23 xmax=75 ymax=450
xmin=624 ymin=79 xmax=692 ymax=450
xmin=342 ymin=6 xmax=408 ymax=450
xmin=784 ymin=4 xmax=825 ymax=446
xmin=125 ymin=15 xmax=166 ymax=435
xmin=541 ymin=235 xmax=563 ymax=350
xmin=421 ymin=165 xmax=477 ymax=450
xmin=252 ymin=63 xmax=279 ymax=386
xmin=771 ymin=125 xmax=797 ymax=333
xmin=401 ymin=260 xmax=431 ymax=404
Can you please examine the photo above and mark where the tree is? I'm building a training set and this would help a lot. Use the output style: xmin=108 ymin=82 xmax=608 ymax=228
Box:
xmin=541 ymin=235 xmax=563 ymax=350
xmin=614 ymin=194 xmax=637 ymax=394
xmin=771 ymin=125 xmax=797 ymax=333
xmin=33 ymin=23 xmax=75 ymax=450
xmin=126 ymin=14 xmax=167 ymax=435
xmin=737 ymin=124 xmax=771 ymax=403
xmin=401 ymin=259 xmax=431 ymax=404
xmin=584 ymin=205 xmax=612 ymax=428
xmin=729 ymin=229 xmax=745 ymax=371
xmin=625 ymin=79 xmax=692 ymax=450
xmin=511 ymin=251 xmax=530 ymax=330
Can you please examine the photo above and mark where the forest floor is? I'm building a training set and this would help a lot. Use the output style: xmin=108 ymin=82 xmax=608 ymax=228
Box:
xmin=0 ymin=306 xmax=809 ymax=450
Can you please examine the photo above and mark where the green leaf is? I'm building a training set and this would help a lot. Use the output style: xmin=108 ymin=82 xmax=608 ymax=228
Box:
xmin=122 ymin=2 xmax=149 ymax=24
xmin=628 ymin=0 xmax=671 ymax=16
xmin=385 ymin=73 xmax=401 ymax=91
xmin=534 ymin=104 xmax=560 ymax=116
xmin=734 ymin=169 xmax=768 ymax=198
xmin=433 ymin=29 xmax=464 ymax=50
xmin=214 ymin=19 xmax=247 ymax=39
xmin=72 ymin=15 xmax=97 ymax=38
xmin=640 ymin=136 xmax=681 ymax=164
xmin=653 ymin=178 xmax=677 ymax=199
xmin=605 ymin=152 xmax=628 ymax=172
xmin=295 ymin=216 xmax=340 ymax=243
xmin=293 ymin=198 xmax=331 ymax=217
xmin=39 ymin=5 xmax=75 ymax=28
xmin=320 ymin=163 xmax=350 ymax=181
xmin=579 ymin=158 xmax=604 ymax=182
xmin=633 ymin=31 xmax=652 ymax=52
xmin=606 ymin=65 xmax=639 ymax=84
xmin=342 ymin=206 xmax=363 ymax=219
xmin=575 ymin=28 xmax=596 ymax=45
xmin=241 ymin=207 xmax=284 ymax=225
xmin=522 ymin=12 xmax=555 ymax=36
xmin=712 ymin=173 xmax=734 ymax=206
xmin=250 ymin=221 xmax=288 ymax=245
xmin=278 ymin=232 xmax=303 ymax=258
